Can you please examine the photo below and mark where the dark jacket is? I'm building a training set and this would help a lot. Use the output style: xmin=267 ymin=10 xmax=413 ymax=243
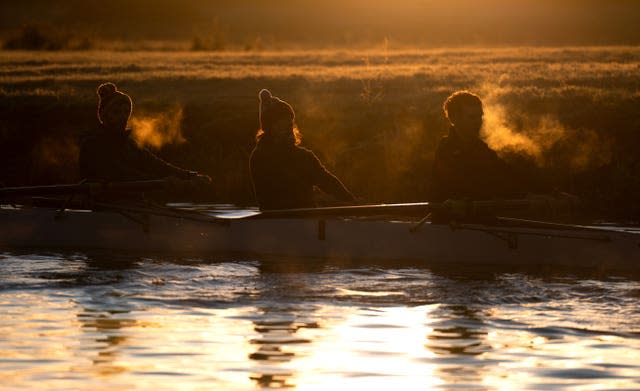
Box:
xmin=250 ymin=138 xmax=354 ymax=209
xmin=79 ymin=125 xmax=195 ymax=182
xmin=432 ymin=127 xmax=520 ymax=201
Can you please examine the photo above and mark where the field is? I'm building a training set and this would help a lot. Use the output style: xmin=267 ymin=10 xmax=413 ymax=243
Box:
xmin=1 ymin=46 xmax=640 ymax=218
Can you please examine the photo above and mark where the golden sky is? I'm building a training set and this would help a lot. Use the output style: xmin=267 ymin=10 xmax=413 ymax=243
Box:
xmin=1 ymin=0 xmax=639 ymax=46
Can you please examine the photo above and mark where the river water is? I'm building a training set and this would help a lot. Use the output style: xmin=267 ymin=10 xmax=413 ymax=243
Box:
xmin=1 ymin=251 xmax=639 ymax=390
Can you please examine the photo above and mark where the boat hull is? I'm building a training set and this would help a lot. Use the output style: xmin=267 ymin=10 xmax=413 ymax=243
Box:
xmin=1 ymin=206 xmax=639 ymax=273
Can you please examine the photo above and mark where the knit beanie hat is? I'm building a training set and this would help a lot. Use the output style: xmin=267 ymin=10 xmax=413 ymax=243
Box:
xmin=97 ymin=82 xmax=132 ymax=123
xmin=259 ymin=89 xmax=295 ymax=131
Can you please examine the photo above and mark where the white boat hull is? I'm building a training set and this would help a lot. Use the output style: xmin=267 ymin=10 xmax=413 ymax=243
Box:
xmin=1 ymin=206 xmax=639 ymax=273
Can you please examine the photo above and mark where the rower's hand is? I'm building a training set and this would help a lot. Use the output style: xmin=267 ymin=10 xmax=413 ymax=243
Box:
xmin=192 ymin=173 xmax=212 ymax=184
xmin=557 ymin=191 xmax=580 ymax=202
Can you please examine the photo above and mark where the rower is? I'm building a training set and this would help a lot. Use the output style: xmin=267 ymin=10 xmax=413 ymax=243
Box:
xmin=78 ymin=82 xmax=210 ymax=190
xmin=431 ymin=90 xmax=522 ymax=203
xmin=250 ymin=89 xmax=356 ymax=210
xmin=429 ymin=91 xmax=582 ymax=223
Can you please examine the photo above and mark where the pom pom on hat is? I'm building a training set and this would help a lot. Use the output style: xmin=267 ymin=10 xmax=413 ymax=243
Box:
xmin=258 ymin=88 xmax=294 ymax=131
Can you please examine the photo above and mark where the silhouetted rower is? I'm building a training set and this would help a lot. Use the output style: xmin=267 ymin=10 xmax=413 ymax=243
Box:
xmin=250 ymin=89 xmax=355 ymax=210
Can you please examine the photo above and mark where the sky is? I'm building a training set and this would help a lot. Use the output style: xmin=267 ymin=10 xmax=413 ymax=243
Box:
xmin=0 ymin=0 xmax=639 ymax=47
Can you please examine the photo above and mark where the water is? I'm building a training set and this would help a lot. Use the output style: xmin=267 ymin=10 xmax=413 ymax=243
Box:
xmin=1 ymin=251 xmax=639 ymax=390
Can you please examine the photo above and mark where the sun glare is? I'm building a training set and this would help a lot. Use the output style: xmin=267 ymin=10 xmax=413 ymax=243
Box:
xmin=290 ymin=304 xmax=442 ymax=389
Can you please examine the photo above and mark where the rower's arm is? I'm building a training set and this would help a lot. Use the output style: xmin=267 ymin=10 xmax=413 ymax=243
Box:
xmin=308 ymin=152 xmax=355 ymax=203
xmin=130 ymin=142 xmax=197 ymax=180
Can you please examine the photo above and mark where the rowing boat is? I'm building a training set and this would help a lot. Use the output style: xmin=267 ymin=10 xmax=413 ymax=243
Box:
xmin=1 ymin=199 xmax=639 ymax=273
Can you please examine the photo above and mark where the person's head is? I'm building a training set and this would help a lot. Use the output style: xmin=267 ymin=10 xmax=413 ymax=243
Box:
xmin=257 ymin=89 xmax=301 ymax=145
xmin=97 ymin=82 xmax=132 ymax=131
xmin=443 ymin=91 xmax=483 ymax=141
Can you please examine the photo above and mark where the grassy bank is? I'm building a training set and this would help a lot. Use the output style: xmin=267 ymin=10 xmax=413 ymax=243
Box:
xmin=1 ymin=47 xmax=639 ymax=218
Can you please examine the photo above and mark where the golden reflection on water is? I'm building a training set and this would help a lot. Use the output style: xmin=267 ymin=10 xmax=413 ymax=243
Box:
xmin=0 ymin=291 xmax=444 ymax=390
xmin=1 ymin=289 xmax=640 ymax=390
xmin=0 ymin=292 xmax=80 ymax=388
xmin=289 ymin=305 xmax=442 ymax=390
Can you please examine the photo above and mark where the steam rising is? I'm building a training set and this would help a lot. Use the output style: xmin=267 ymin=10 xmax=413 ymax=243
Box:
xmin=130 ymin=106 xmax=185 ymax=149
xmin=479 ymin=85 xmax=611 ymax=170
xmin=481 ymin=100 xmax=564 ymax=164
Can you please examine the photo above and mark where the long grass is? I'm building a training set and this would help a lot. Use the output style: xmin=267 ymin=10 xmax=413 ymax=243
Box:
xmin=1 ymin=46 xmax=639 ymax=219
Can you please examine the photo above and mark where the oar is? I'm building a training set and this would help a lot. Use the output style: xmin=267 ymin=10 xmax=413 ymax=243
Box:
xmin=243 ymin=194 xmax=585 ymax=223
xmin=248 ymin=197 xmax=570 ymax=220
xmin=0 ymin=180 xmax=168 ymax=199
xmin=251 ymin=202 xmax=437 ymax=219
xmin=93 ymin=201 xmax=227 ymax=225
xmin=495 ymin=216 xmax=639 ymax=237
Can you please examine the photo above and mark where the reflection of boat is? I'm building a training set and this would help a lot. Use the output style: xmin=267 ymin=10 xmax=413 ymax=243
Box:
xmin=1 ymin=201 xmax=639 ymax=273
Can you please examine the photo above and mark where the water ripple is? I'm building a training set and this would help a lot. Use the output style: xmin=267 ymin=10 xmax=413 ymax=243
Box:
xmin=1 ymin=251 xmax=640 ymax=389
